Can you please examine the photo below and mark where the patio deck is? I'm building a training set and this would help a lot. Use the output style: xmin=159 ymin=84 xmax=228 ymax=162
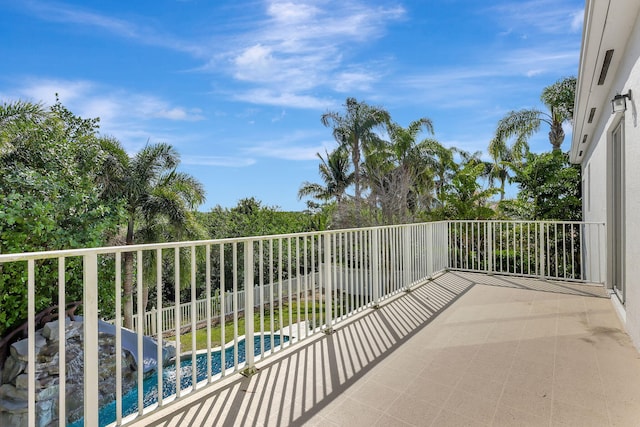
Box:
xmin=130 ymin=271 xmax=640 ymax=427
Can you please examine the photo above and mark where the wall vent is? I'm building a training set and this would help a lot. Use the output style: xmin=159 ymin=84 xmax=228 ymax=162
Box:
xmin=597 ymin=49 xmax=614 ymax=85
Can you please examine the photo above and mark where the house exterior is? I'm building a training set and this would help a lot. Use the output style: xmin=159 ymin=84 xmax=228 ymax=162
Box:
xmin=571 ymin=0 xmax=640 ymax=349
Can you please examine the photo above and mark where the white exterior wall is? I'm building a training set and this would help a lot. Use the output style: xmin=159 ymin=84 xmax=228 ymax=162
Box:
xmin=581 ymin=15 xmax=640 ymax=349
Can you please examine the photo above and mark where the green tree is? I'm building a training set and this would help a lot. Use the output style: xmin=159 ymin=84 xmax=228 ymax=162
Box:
xmin=365 ymin=118 xmax=437 ymax=223
xmin=321 ymin=98 xmax=390 ymax=215
xmin=0 ymin=100 xmax=122 ymax=334
xmin=494 ymin=76 xmax=576 ymax=153
xmin=423 ymin=140 xmax=457 ymax=208
xmin=429 ymin=156 xmax=497 ymax=220
xmin=499 ymin=151 xmax=581 ymax=221
xmin=100 ymin=140 xmax=206 ymax=328
xmin=298 ymin=148 xmax=353 ymax=205
xmin=487 ymin=137 xmax=516 ymax=201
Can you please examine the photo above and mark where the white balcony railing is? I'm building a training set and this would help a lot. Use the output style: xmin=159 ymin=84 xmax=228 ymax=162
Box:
xmin=0 ymin=220 xmax=604 ymax=427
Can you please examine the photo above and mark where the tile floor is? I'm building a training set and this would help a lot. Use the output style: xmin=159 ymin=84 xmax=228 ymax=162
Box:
xmin=131 ymin=272 xmax=640 ymax=427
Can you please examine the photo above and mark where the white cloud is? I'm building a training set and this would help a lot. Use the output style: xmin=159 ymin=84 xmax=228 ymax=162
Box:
xmin=23 ymin=0 xmax=204 ymax=56
xmin=267 ymin=2 xmax=319 ymax=23
xmin=213 ymin=0 xmax=405 ymax=108
xmin=271 ymin=110 xmax=286 ymax=122
xmin=6 ymin=77 xmax=206 ymax=152
xmin=487 ymin=1 xmax=585 ymax=36
xmin=19 ymin=1 xmax=405 ymax=110
xmin=18 ymin=78 xmax=94 ymax=105
xmin=571 ymin=9 xmax=584 ymax=33
xmin=243 ymin=131 xmax=336 ymax=161
xmin=246 ymin=143 xmax=330 ymax=161
xmin=181 ymin=155 xmax=256 ymax=167
xmin=232 ymin=89 xmax=335 ymax=110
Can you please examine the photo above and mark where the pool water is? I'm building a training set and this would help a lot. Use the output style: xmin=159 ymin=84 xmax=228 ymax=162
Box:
xmin=70 ymin=334 xmax=288 ymax=427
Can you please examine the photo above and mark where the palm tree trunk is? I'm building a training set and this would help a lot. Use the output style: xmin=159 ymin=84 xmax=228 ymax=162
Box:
xmin=549 ymin=121 xmax=565 ymax=152
xmin=352 ymin=140 xmax=361 ymax=224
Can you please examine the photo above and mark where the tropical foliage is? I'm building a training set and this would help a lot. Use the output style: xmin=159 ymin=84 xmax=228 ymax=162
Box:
xmin=0 ymin=100 xmax=123 ymax=333
xmin=0 ymin=76 xmax=582 ymax=334
xmin=99 ymin=139 xmax=206 ymax=328
xmin=493 ymin=76 xmax=576 ymax=153
xmin=498 ymin=151 xmax=582 ymax=221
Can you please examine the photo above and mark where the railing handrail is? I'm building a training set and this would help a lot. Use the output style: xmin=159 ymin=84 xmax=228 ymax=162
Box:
xmin=0 ymin=221 xmax=451 ymax=263
xmin=446 ymin=219 xmax=605 ymax=225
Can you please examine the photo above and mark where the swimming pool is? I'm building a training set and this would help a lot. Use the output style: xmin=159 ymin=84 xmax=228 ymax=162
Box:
xmin=70 ymin=334 xmax=288 ymax=427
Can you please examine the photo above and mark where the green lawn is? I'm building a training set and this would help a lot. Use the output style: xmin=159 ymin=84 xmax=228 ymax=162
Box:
xmin=170 ymin=300 xmax=328 ymax=353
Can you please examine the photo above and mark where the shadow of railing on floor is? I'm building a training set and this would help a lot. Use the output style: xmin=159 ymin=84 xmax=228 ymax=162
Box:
xmin=141 ymin=273 xmax=477 ymax=426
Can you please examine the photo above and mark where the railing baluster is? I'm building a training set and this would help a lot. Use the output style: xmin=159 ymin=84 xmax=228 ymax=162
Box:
xmin=83 ymin=254 xmax=99 ymax=426
xmin=269 ymin=239 xmax=275 ymax=350
xmin=302 ymin=237 xmax=308 ymax=338
xmin=372 ymin=228 xmax=380 ymax=308
xmin=136 ymin=250 xmax=145 ymax=415
xmin=220 ymin=243 xmax=226 ymax=377
xmin=233 ymin=242 xmax=239 ymax=370
xmin=278 ymin=239 xmax=284 ymax=346
xmin=174 ymin=247 xmax=182 ymax=397
xmin=56 ymin=258 xmax=66 ymax=427
xmin=324 ymin=234 xmax=333 ymax=332
xmin=190 ymin=246 xmax=197 ymax=388
xmin=579 ymin=224 xmax=584 ymax=281
xmin=311 ymin=236 xmax=317 ymax=330
xmin=156 ymin=248 xmax=164 ymax=402
xmin=27 ymin=259 xmax=35 ymax=427
xmin=296 ymin=237 xmax=302 ymax=339
xmin=287 ymin=238 xmax=292 ymax=345
xmin=259 ymin=241 xmax=265 ymax=355
xmin=205 ymin=245 xmax=211 ymax=384
xmin=244 ymin=241 xmax=255 ymax=373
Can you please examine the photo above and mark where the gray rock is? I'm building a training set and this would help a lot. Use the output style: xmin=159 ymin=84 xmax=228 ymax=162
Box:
xmin=0 ymin=411 xmax=27 ymax=427
xmin=0 ymin=394 xmax=28 ymax=412
xmin=2 ymin=356 xmax=26 ymax=384
xmin=41 ymin=319 xmax=70 ymax=340
xmin=1 ymin=316 xmax=160 ymax=426
xmin=10 ymin=334 xmax=47 ymax=362
xmin=0 ymin=383 xmax=26 ymax=401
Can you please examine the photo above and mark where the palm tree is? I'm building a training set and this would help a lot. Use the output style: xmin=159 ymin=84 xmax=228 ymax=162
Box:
xmin=0 ymin=101 xmax=47 ymax=159
xmin=422 ymin=139 xmax=456 ymax=206
xmin=298 ymin=147 xmax=354 ymax=204
xmin=321 ymin=98 xmax=390 ymax=211
xmin=100 ymin=139 xmax=205 ymax=329
xmin=487 ymin=137 xmax=516 ymax=200
xmin=367 ymin=118 xmax=436 ymax=221
xmin=494 ymin=76 xmax=576 ymax=152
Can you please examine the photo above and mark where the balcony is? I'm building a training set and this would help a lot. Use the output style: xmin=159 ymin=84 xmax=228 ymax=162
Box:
xmin=1 ymin=221 xmax=639 ymax=426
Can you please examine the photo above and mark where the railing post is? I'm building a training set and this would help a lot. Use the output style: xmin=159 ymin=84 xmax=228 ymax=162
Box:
xmin=324 ymin=233 xmax=334 ymax=334
xmin=372 ymin=229 xmax=380 ymax=308
xmin=403 ymin=226 xmax=411 ymax=291
xmin=426 ymin=224 xmax=434 ymax=279
xmin=539 ymin=223 xmax=546 ymax=279
xmin=242 ymin=241 xmax=256 ymax=376
xmin=487 ymin=222 xmax=494 ymax=274
xmin=83 ymin=253 xmax=99 ymax=427
xmin=27 ymin=260 xmax=35 ymax=427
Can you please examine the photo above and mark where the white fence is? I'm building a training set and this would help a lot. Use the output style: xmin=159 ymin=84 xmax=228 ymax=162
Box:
xmin=0 ymin=220 xmax=604 ymax=427
xmin=128 ymin=273 xmax=319 ymax=335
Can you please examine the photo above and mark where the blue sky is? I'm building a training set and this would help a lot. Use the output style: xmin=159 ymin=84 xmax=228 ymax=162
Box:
xmin=0 ymin=0 xmax=584 ymax=211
